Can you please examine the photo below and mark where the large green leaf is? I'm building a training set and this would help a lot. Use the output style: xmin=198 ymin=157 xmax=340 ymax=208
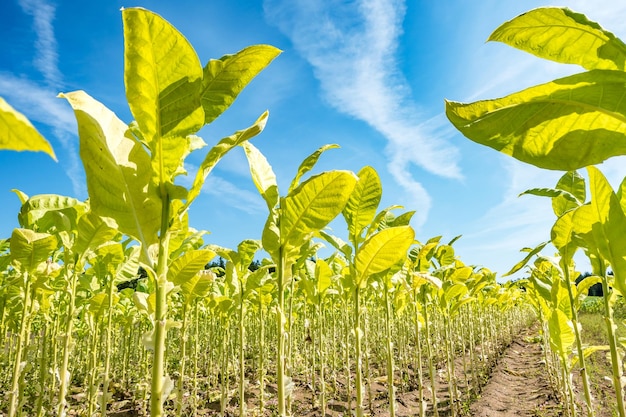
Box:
xmin=74 ymin=211 xmax=118 ymax=256
xmin=282 ymin=170 xmax=357 ymax=249
xmin=315 ymin=258 xmax=333 ymax=295
xmin=184 ymin=111 xmax=268 ymax=211
xmin=202 ymin=45 xmax=281 ymax=124
xmin=60 ymin=90 xmax=161 ymax=247
xmin=168 ymin=249 xmax=216 ymax=286
xmin=342 ymin=166 xmax=382 ymax=245
xmin=587 ymin=166 xmax=626 ymax=296
xmin=445 ymin=70 xmax=626 ymax=170
xmin=17 ymin=194 xmax=87 ymax=233
xmin=355 ymin=226 xmax=414 ymax=287
xmin=10 ymin=228 xmax=58 ymax=273
xmin=548 ymin=308 xmax=575 ymax=356
xmin=123 ymin=7 xmax=204 ymax=186
xmin=553 ymin=170 xmax=585 ymax=216
xmin=288 ymin=144 xmax=339 ymax=193
xmin=489 ymin=7 xmax=626 ymax=71
xmin=241 ymin=141 xmax=279 ymax=211
xmin=180 ymin=270 xmax=216 ymax=301
xmin=0 ymin=97 xmax=56 ymax=160
xmin=88 ymin=292 xmax=120 ymax=318
xmin=551 ymin=209 xmax=580 ymax=264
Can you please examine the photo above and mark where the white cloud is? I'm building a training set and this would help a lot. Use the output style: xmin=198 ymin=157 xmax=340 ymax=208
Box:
xmin=18 ymin=0 xmax=62 ymax=88
xmin=1 ymin=1 xmax=86 ymax=198
xmin=263 ymin=0 xmax=462 ymax=227
xmin=0 ymin=73 xmax=84 ymax=197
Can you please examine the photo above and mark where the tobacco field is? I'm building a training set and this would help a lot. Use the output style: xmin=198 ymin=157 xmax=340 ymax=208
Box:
xmin=1 ymin=5 xmax=626 ymax=417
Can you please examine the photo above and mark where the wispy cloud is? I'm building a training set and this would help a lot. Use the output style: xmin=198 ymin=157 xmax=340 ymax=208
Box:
xmin=18 ymin=0 xmax=62 ymax=88
xmin=5 ymin=0 xmax=85 ymax=197
xmin=0 ymin=73 xmax=84 ymax=197
xmin=263 ymin=0 xmax=461 ymax=226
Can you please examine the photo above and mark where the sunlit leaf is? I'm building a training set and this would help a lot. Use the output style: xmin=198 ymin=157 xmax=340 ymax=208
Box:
xmin=0 ymin=97 xmax=56 ymax=160
xmin=241 ymin=141 xmax=279 ymax=210
xmin=288 ymin=144 xmax=339 ymax=193
xmin=60 ymin=90 xmax=161 ymax=247
xmin=355 ymin=226 xmax=414 ymax=287
xmin=342 ymin=166 xmax=382 ymax=245
xmin=123 ymin=7 xmax=204 ymax=185
xmin=282 ymin=171 xmax=357 ymax=249
xmin=446 ymin=70 xmax=626 ymax=170
xmin=10 ymin=228 xmax=57 ymax=273
xmin=184 ymin=111 xmax=268 ymax=211
xmin=490 ymin=7 xmax=626 ymax=71
xmin=202 ymin=45 xmax=281 ymax=124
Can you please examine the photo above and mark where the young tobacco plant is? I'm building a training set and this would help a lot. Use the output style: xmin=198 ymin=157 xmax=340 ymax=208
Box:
xmin=60 ymin=8 xmax=279 ymax=416
xmin=242 ymin=142 xmax=357 ymax=417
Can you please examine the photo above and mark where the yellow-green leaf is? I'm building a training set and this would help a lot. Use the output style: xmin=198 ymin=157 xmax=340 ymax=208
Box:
xmin=490 ymin=7 xmax=626 ymax=71
xmin=122 ymin=7 xmax=203 ymax=146
xmin=241 ymin=141 xmax=279 ymax=211
xmin=168 ymin=249 xmax=216 ymax=286
xmin=548 ymin=309 xmax=575 ymax=355
xmin=184 ymin=111 xmax=268 ymax=211
xmin=10 ymin=228 xmax=57 ymax=273
xmin=202 ymin=45 xmax=281 ymax=124
xmin=0 ymin=97 xmax=56 ymax=160
xmin=342 ymin=166 xmax=382 ymax=245
xmin=282 ymin=170 xmax=357 ymax=249
xmin=445 ymin=70 xmax=626 ymax=171
xmin=60 ymin=90 xmax=161 ymax=247
xmin=355 ymin=226 xmax=414 ymax=286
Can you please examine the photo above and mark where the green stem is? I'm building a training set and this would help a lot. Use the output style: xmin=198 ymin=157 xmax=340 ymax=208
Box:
xmin=239 ymin=297 xmax=246 ymax=417
xmin=422 ymin=295 xmax=439 ymax=417
xmin=601 ymin=276 xmax=626 ymax=417
xmin=176 ymin=301 xmax=189 ymax=417
xmin=101 ymin=279 xmax=115 ymax=415
xmin=562 ymin=262 xmax=595 ymax=417
xmin=150 ymin=194 xmax=171 ymax=417
xmin=276 ymin=248 xmax=287 ymax=417
xmin=384 ymin=287 xmax=396 ymax=417
xmin=413 ymin=293 xmax=425 ymax=417
xmin=354 ymin=285 xmax=364 ymax=417
xmin=258 ymin=297 xmax=266 ymax=415
xmin=8 ymin=275 xmax=32 ymax=417
xmin=57 ymin=268 xmax=79 ymax=417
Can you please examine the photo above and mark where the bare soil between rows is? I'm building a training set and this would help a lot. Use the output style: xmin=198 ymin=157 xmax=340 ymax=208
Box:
xmin=469 ymin=326 xmax=561 ymax=417
xmin=94 ymin=324 xmax=563 ymax=416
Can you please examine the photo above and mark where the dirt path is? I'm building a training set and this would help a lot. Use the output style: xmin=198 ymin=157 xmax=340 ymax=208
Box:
xmin=470 ymin=326 xmax=561 ymax=417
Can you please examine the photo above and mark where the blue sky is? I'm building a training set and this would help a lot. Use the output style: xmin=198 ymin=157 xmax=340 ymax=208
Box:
xmin=2 ymin=0 xmax=626 ymax=280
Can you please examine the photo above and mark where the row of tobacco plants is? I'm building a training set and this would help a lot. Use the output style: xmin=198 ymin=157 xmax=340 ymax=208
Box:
xmin=447 ymin=6 xmax=626 ymax=417
xmin=0 ymin=6 xmax=535 ymax=417
xmin=2 ymin=4 xmax=626 ymax=417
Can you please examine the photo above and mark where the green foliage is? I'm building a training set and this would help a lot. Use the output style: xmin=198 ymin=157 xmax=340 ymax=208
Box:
xmin=446 ymin=8 xmax=626 ymax=171
xmin=0 ymin=97 xmax=56 ymax=160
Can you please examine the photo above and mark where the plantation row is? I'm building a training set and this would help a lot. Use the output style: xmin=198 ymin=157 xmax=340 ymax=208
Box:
xmin=2 ymin=4 xmax=626 ymax=417
xmin=0 ymin=223 xmax=533 ymax=417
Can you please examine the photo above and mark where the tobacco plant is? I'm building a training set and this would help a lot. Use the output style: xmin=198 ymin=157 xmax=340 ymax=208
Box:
xmin=58 ymin=8 xmax=279 ymax=416
xmin=447 ymin=7 xmax=626 ymax=416
xmin=242 ymin=141 xmax=357 ymax=416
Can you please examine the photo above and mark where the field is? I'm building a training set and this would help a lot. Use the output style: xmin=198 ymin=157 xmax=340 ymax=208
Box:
xmin=3 ymin=4 xmax=626 ymax=417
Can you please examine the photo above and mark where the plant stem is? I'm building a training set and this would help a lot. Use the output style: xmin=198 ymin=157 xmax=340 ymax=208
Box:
xmin=8 ymin=275 xmax=32 ymax=417
xmin=384 ymin=287 xmax=396 ymax=417
xmin=150 ymin=194 xmax=171 ymax=417
xmin=354 ymin=285 xmax=364 ymax=417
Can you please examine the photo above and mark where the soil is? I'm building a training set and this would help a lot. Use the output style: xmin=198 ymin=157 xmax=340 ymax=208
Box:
xmin=469 ymin=327 xmax=562 ymax=417
xmin=100 ymin=323 xmax=566 ymax=416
